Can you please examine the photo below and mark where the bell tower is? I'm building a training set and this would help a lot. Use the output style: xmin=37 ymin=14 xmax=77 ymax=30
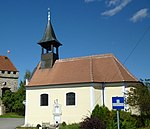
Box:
xmin=38 ymin=9 xmax=62 ymax=69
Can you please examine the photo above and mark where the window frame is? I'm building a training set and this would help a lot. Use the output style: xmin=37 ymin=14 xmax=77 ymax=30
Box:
xmin=40 ymin=93 xmax=49 ymax=106
xmin=66 ymin=92 xmax=76 ymax=106
xmin=1 ymin=71 xmax=5 ymax=74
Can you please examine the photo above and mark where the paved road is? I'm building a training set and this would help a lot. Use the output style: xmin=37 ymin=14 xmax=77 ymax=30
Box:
xmin=0 ymin=118 xmax=24 ymax=129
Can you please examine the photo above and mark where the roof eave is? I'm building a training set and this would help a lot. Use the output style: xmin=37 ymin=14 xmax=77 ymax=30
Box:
xmin=26 ymin=80 xmax=139 ymax=87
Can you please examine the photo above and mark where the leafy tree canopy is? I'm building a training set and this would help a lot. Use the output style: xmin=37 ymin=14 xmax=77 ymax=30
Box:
xmin=126 ymin=83 xmax=150 ymax=116
xmin=2 ymin=70 xmax=31 ymax=116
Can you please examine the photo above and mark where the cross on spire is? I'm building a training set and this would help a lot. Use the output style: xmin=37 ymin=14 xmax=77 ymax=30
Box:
xmin=48 ymin=8 xmax=51 ymax=21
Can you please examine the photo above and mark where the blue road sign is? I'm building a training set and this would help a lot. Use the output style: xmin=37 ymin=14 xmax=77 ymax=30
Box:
xmin=112 ymin=97 xmax=124 ymax=110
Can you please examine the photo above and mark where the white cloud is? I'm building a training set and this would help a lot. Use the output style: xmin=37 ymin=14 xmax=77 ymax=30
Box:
xmin=107 ymin=0 xmax=121 ymax=7
xmin=101 ymin=0 xmax=132 ymax=16
xmin=130 ymin=8 xmax=149 ymax=23
xmin=84 ymin=0 xmax=102 ymax=3
xmin=84 ymin=0 xmax=96 ymax=3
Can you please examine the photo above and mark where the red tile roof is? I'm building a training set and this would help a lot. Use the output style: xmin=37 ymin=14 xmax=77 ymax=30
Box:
xmin=0 ymin=56 xmax=18 ymax=72
xmin=27 ymin=54 xmax=138 ymax=86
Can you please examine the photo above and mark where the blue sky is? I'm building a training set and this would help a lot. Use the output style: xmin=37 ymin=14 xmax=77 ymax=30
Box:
xmin=0 ymin=0 xmax=150 ymax=82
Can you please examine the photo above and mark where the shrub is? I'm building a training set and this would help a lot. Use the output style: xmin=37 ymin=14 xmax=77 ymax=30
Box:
xmin=80 ymin=117 xmax=106 ymax=129
xmin=59 ymin=123 xmax=79 ymax=129
xmin=106 ymin=110 xmax=117 ymax=129
xmin=92 ymin=105 xmax=110 ymax=124
xmin=119 ymin=111 xmax=137 ymax=129
xmin=61 ymin=121 xmax=66 ymax=126
xmin=92 ymin=105 xmax=138 ymax=129
xmin=67 ymin=123 xmax=79 ymax=129
xmin=106 ymin=110 xmax=137 ymax=129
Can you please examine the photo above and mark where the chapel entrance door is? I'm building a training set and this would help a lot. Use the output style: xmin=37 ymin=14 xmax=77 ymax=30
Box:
xmin=53 ymin=99 xmax=62 ymax=124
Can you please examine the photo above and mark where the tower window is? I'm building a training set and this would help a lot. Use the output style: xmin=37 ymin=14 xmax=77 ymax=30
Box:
xmin=2 ymin=71 xmax=5 ymax=74
xmin=66 ymin=92 xmax=75 ymax=106
xmin=13 ymin=71 xmax=16 ymax=74
xmin=40 ymin=94 xmax=48 ymax=106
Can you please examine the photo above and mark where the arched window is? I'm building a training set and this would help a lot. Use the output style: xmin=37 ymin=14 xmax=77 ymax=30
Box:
xmin=40 ymin=94 xmax=48 ymax=106
xmin=66 ymin=92 xmax=75 ymax=106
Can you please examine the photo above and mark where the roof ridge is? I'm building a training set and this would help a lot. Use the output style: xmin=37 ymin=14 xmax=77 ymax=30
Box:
xmin=114 ymin=57 xmax=138 ymax=81
xmin=112 ymin=57 xmax=124 ymax=81
xmin=90 ymin=57 xmax=94 ymax=82
xmin=57 ymin=53 xmax=114 ymax=63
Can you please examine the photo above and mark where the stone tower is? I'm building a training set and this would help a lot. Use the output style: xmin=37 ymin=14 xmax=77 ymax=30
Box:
xmin=0 ymin=56 xmax=19 ymax=97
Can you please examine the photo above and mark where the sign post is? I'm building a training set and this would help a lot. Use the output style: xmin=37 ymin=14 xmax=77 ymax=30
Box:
xmin=112 ymin=97 xmax=124 ymax=129
xmin=117 ymin=110 xmax=120 ymax=129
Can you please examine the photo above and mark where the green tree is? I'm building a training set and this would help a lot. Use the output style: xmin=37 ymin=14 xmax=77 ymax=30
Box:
xmin=126 ymin=84 xmax=150 ymax=116
xmin=2 ymin=81 xmax=26 ymax=115
xmin=2 ymin=90 xmax=13 ymax=112
xmin=2 ymin=70 xmax=31 ymax=115
xmin=13 ymin=81 xmax=26 ymax=115
xmin=140 ymin=78 xmax=150 ymax=90
xmin=126 ymin=84 xmax=150 ymax=127
xmin=24 ymin=70 xmax=32 ymax=83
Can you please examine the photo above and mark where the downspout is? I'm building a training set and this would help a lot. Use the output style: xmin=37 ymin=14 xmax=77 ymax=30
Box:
xmin=102 ymin=82 xmax=105 ymax=107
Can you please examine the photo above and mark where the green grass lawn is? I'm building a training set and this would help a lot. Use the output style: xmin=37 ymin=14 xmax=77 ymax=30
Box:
xmin=16 ymin=127 xmax=38 ymax=129
xmin=0 ymin=112 xmax=24 ymax=118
